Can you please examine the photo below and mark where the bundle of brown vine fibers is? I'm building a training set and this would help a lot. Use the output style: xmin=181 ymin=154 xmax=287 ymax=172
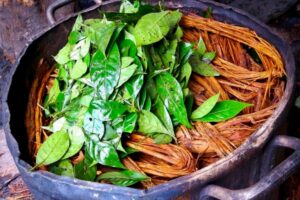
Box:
xmin=27 ymin=13 xmax=285 ymax=188
xmin=122 ymin=14 xmax=285 ymax=186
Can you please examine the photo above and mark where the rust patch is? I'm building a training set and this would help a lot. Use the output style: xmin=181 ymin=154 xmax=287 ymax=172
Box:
xmin=17 ymin=0 xmax=35 ymax=7
xmin=0 ymin=176 xmax=32 ymax=199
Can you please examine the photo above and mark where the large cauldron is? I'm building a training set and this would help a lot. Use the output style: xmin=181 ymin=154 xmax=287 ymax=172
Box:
xmin=2 ymin=0 xmax=300 ymax=199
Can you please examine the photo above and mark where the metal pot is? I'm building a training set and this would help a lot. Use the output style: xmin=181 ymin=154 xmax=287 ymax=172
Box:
xmin=2 ymin=0 xmax=300 ymax=199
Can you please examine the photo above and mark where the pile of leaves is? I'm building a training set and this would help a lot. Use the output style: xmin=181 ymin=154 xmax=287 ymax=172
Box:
xmin=35 ymin=0 xmax=251 ymax=186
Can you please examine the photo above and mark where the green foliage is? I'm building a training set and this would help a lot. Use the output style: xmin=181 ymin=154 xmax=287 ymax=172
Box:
xmin=49 ymin=159 xmax=74 ymax=177
xmin=74 ymin=153 xmax=97 ymax=181
xmin=85 ymin=139 xmax=125 ymax=169
xmin=134 ymin=10 xmax=182 ymax=46
xmin=36 ymin=131 xmax=70 ymax=166
xmin=191 ymin=93 xmax=220 ymax=120
xmin=37 ymin=3 xmax=253 ymax=187
xmin=190 ymin=37 xmax=219 ymax=76
xmin=195 ymin=100 xmax=252 ymax=122
xmin=97 ymin=170 xmax=149 ymax=186
xmin=155 ymin=72 xmax=191 ymax=128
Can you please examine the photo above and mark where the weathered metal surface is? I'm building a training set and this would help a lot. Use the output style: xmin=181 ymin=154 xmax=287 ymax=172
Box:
xmin=199 ymin=135 xmax=300 ymax=200
xmin=1 ymin=0 xmax=297 ymax=199
xmin=0 ymin=48 xmax=33 ymax=199
xmin=229 ymin=0 xmax=298 ymax=22
xmin=0 ymin=1 xmax=74 ymax=199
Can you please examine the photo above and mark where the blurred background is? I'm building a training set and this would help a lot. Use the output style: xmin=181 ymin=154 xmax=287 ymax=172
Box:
xmin=0 ymin=0 xmax=299 ymax=199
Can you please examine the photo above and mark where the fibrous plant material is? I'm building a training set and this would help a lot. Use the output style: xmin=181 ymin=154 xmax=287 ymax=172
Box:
xmin=126 ymin=134 xmax=196 ymax=178
xmin=176 ymin=14 xmax=285 ymax=167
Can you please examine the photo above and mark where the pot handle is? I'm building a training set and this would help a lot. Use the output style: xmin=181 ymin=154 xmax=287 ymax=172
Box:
xmin=199 ymin=135 xmax=300 ymax=200
xmin=46 ymin=0 xmax=102 ymax=24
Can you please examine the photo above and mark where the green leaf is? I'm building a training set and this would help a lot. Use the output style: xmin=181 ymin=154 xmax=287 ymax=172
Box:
xmin=120 ymin=147 xmax=139 ymax=158
xmin=55 ymin=91 xmax=68 ymax=112
xmin=85 ymin=140 xmax=125 ymax=169
xmin=51 ymin=117 xmax=66 ymax=132
xmin=137 ymin=88 xmax=147 ymax=110
xmin=296 ymin=96 xmax=300 ymax=108
xmin=80 ymin=38 xmax=91 ymax=58
xmin=184 ymin=89 xmax=194 ymax=118
xmin=70 ymin=83 xmax=80 ymax=101
xmin=159 ymin=39 xmax=178 ymax=70
xmin=153 ymin=98 xmax=175 ymax=139
xmin=108 ymin=134 xmax=125 ymax=153
xmin=144 ymin=78 xmax=157 ymax=100
xmin=62 ymin=126 xmax=85 ymax=159
xmin=203 ymin=7 xmax=213 ymax=18
xmin=153 ymin=134 xmax=172 ymax=144
xmin=44 ymin=79 xmax=60 ymax=107
xmin=134 ymin=10 xmax=182 ymax=46
xmin=68 ymin=31 xmax=81 ymax=45
xmin=117 ymin=58 xmax=138 ymax=87
xmin=57 ymin=66 xmax=68 ymax=81
xmin=83 ymin=20 xmax=116 ymax=54
xmin=190 ymin=57 xmax=219 ymax=76
xmin=149 ymin=45 xmax=163 ymax=69
xmin=72 ymin=15 xmax=83 ymax=32
xmin=119 ymin=0 xmax=140 ymax=13
xmin=70 ymin=43 xmax=81 ymax=60
xmin=36 ymin=131 xmax=70 ymax=166
xmin=174 ymin=26 xmax=183 ymax=40
xmin=198 ymin=100 xmax=252 ymax=122
xmin=64 ymin=98 xmax=89 ymax=123
xmin=97 ymin=170 xmax=149 ymax=187
xmin=196 ymin=37 xmax=206 ymax=55
xmin=83 ymin=112 xmax=105 ymax=137
xmin=189 ymin=36 xmax=218 ymax=77
xmin=202 ymin=51 xmax=216 ymax=63
xmin=178 ymin=42 xmax=193 ymax=67
xmin=121 ymin=56 xmax=134 ymax=68
xmin=138 ymin=110 xmax=169 ymax=135
xmin=143 ymin=95 xmax=152 ymax=111
xmin=103 ymin=4 xmax=161 ymax=24
xmin=49 ymin=159 xmax=74 ymax=177
xmin=120 ymin=39 xmax=137 ymax=57
xmin=191 ymin=93 xmax=220 ymax=120
xmin=90 ymin=43 xmax=121 ymax=99
xmin=155 ymin=72 xmax=192 ymax=128
xmin=70 ymin=58 xmax=88 ymax=79
xmin=179 ymin=62 xmax=192 ymax=88
xmin=123 ymin=112 xmax=138 ymax=133
xmin=74 ymin=153 xmax=97 ymax=181
xmin=80 ymin=95 xmax=93 ymax=107
xmin=112 ymin=117 xmax=125 ymax=134
xmin=124 ymin=74 xmax=144 ymax=99
xmin=124 ymin=30 xmax=136 ymax=44
xmin=89 ymin=99 xmax=128 ymax=121
xmin=54 ymin=43 xmax=72 ymax=65
xmin=102 ymin=123 xmax=119 ymax=141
